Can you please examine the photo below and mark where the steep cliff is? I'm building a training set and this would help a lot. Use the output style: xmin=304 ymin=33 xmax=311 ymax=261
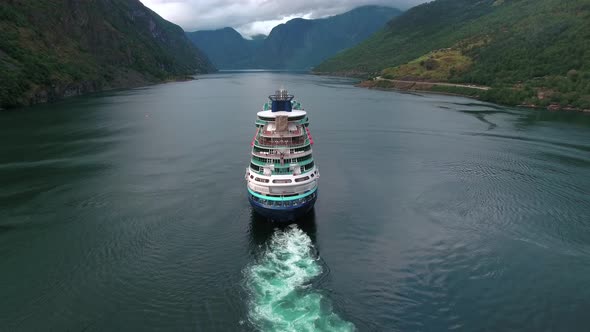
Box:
xmin=187 ymin=6 xmax=401 ymax=70
xmin=0 ymin=0 xmax=216 ymax=108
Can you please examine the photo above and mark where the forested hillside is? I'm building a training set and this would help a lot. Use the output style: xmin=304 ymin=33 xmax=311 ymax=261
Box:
xmin=315 ymin=0 xmax=590 ymax=109
xmin=0 ymin=0 xmax=215 ymax=108
xmin=187 ymin=6 xmax=401 ymax=69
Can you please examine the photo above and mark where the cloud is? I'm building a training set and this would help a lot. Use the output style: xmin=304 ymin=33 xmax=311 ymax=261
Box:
xmin=235 ymin=13 xmax=313 ymax=38
xmin=140 ymin=0 xmax=427 ymax=37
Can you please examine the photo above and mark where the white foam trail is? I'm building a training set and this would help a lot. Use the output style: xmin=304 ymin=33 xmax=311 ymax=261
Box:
xmin=244 ymin=225 xmax=355 ymax=332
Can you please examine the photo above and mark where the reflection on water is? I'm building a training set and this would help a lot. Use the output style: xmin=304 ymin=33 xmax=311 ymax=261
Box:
xmin=516 ymin=108 xmax=590 ymax=128
xmin=1 ymin=72 xmax=589 ymax=331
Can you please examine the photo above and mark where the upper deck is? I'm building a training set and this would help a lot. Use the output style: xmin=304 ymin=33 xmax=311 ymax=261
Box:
xmin=257 ymin=110 xmax=307 ymax=119
xmin=260 ymin=123 xmax=304 ymax=138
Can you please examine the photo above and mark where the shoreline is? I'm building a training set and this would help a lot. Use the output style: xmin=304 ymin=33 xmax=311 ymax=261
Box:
xmin=0 ymin=74 xmax=207 ymax=111
xmin=355 ymin=78 xmax=590 ymax=113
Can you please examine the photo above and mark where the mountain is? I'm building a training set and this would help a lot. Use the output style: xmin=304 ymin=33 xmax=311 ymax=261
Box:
xmin=187 ymin=6 xmax=402 ymax=70
xmin=186 ymin=27 xmax=263 ymax=69
xmin=0 ymin=0 xmax=216 ymax=108
xmin=314 ymin=0 xmax=590 ymax=110
xmin=260 ymin=6 xmax=402 ymax=69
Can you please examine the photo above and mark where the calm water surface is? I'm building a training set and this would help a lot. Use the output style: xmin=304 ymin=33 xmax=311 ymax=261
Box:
xmin=1 ymin=72 xmax=590 ymax=331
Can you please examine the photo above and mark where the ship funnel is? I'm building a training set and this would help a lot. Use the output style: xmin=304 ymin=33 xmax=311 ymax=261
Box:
xmin=269 ymin=88 xmax=294 ymax=112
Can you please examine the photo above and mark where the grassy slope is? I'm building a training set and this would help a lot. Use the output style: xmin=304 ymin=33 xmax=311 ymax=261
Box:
xmin=315 ymin=0 xmax=590 ymax=109
xmin=315 ymin=0 xmax=495 ymax=74
xmin=381 ymin=48 xmax=473 ymax=81
xmin=0 ymin=0 xmax=215 ymax=108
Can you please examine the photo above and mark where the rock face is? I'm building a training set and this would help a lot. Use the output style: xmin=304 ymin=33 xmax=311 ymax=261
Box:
xmin=187 ymin=6 xmax=402 ymax=70
xmin=0 ymin=0 xmax=216 ymax=108
xmin=186 ymin=27 xmax=264 ymax=69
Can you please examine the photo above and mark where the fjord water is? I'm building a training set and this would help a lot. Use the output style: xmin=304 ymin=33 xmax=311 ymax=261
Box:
xmin=1 ymin=72 xmax=589 ymax=331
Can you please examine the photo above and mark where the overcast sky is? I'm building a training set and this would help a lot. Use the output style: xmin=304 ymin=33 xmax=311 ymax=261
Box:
xmin=140 ymin=0 xmax=427 ymax=38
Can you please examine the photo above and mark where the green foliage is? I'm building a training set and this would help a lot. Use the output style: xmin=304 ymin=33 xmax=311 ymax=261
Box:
xmin=529 ymin=73 xmax=590 ymax=108
xmin=0 ymin=0 xmax=215 ymax=108
xmin=480 ymin=87 xmax=535 ymax=106
xmin=429 ymin=85 xmax=482 ymax=97
xmin=314 ymin=0 xmax=497 ymax=74
xmin=381 ymin=49 xmax=473 ymax=81
xmin=315 ymin=0 xmax=590 ymax=109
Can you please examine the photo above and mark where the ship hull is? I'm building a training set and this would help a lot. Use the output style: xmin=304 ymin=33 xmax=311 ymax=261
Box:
xmin=248 ymin=193 xmax=317 ymax=222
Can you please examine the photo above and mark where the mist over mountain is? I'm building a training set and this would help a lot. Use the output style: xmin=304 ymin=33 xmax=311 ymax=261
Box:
xmin=187 ymin=6 xmax=402 ymax=69
xmin=187 ymin=27 xmax=263 ymax=69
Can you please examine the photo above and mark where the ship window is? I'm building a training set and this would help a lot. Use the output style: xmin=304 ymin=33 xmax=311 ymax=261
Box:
xmin=295 ymin=176 xmax=310 ymax=183
xmin=272 ymin=179 xmax=292 ymax=184
xmin=253 ymin=156 xmax=271 ymax=163
xmin=255 ymin=177 xmax=269 ymax=183
xmin=293 ymin=145 xmax=311 ymax=153
xmin=297 ymin=155 xmax=312 ymax=162
xmin=254 ymin=147 xmax=271 ymax=154
xmin=250 ymin=163 xmax=260 ymax=171
xmin=310 ymin=173 xmax=315 ymax=178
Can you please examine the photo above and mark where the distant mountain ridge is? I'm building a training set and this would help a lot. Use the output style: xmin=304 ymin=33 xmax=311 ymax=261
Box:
xmin=315 ymin=0 xmax=590 ymax=110
xmin=187 ymin=6 xmax=402 ymax=70
xmin=187 ymin=27 xmax=264 ymax=69
xmin=0 ymin=0 xmax=215 ymax=108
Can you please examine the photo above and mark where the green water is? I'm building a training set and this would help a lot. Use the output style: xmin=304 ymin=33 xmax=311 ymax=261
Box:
xmin=245 ymin=225 xmax=354 ymax=331
xmin=0 ymin=72 xmax=589 ymax=331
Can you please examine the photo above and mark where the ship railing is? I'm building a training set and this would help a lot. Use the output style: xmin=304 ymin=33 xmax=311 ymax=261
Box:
xmin=252 ymin=150 xmax=311 ymax=159
xmin=255 ymin=117 xmax=308 ymax=126
xmin=251 ymin=153 xmax=313 ymax=164
xmin=249 ymin=190 xmax=317 ymax=207
xmin=250 ymin=158 xmax=314 ymax=168
xmin=255 ymin=137 xmax=307 ymax=147
xmin=260 ymin=128 xmax=303 ymax=137
xmin=248 ymin=182 xmax=317 ymax=195
xmin=250 ymin=167 xmax=314 ymax=176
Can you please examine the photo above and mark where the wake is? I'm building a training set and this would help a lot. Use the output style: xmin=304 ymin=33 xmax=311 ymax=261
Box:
xmin=244 ymin=225 xmax=355 ymax=332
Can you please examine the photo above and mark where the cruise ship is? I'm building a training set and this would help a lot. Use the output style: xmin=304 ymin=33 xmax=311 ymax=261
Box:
xmin=245 ymin=89 xmax=319 ymax=222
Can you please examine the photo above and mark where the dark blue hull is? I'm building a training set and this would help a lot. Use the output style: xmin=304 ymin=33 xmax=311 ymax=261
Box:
xmin=248 ymin=193 xmax=317 ymax=222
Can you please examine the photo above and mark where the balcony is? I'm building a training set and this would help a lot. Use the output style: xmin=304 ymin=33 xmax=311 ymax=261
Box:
xmin=255 ymin=137 xmax=307 ymax=147
xmin=252 ymin=149 xmax=312 ymax=159
xmin=260 ymin=127 xmax=303 ymax=138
